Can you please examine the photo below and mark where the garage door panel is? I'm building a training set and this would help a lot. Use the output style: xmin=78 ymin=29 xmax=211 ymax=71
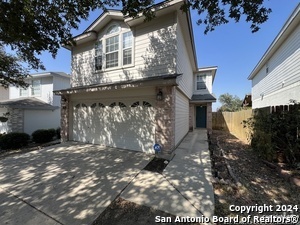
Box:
xmin=72 ymin=100 xmax=155 ymax=153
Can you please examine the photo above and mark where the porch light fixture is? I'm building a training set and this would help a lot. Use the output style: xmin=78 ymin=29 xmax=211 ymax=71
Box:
xmin=156 ymin=89 xmax=163 ymax=101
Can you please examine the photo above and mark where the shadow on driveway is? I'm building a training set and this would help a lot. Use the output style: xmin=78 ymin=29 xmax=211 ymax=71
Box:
xmin=0 ymin=142 xmax=151 ymax=225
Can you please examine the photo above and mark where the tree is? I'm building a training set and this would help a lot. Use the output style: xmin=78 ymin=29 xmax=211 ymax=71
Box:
xmin=0 ymin=46 xmax=29 ymax=88
xmin=0 ymin=0 xmax=271 ymax=87
xmin=218 ymin=93 xmax=243 ymax=112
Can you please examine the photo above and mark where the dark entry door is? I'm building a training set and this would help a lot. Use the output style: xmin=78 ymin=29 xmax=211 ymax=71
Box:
xmin=196 ymin=106 xmax=207 ymax=128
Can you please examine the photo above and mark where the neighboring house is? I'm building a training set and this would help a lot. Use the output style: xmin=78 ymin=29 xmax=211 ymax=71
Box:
xmin=0 ymin=72 xmax=70 ymax=134
xmin=248 ymin=3 xmax=300 ymax=109
xmin=0 ymin=87 xmax=10 ymax=133
xmin=241 ymin=94 xmax=252 ymax=108
xmin=54 ymin=0 xmax=217 ymax=155
xmin=0 ymin=86 xmax=9 ymax=101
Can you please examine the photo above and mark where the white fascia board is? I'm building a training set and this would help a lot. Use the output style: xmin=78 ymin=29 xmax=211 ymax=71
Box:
xmin=63 ymin=31 xmax=97 ymax=50
xmin=86 ymin=11 xmax=124 ymax=32
xmin=196 ymin=66 xmax=218 ymax=83
xmin=124 ymin=0 xmax=183 ymax=26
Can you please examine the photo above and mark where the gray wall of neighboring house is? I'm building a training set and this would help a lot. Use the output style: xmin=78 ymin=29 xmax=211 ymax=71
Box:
xmin=252 ymin=24 xmax=300 ymax=108
xmin=0 ymin=87 xmax=9 ymax=100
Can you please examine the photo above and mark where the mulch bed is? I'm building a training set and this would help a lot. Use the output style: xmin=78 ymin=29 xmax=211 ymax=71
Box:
xmin=143 ymin=157 xmax=170 ymax=174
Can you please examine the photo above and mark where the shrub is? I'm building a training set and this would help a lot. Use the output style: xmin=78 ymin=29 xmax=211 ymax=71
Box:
xmin=56 ymin=127 xmax=61 ymax=139
xmin=244 ymin=102 xmax=300 ymax=166
xmin=0 ymin=132 xmax=30 ymax=150
xmin=32 ymin=129 xmax=56 ymax=143
xmin=48 ymin=128 xmax=56 ymax=138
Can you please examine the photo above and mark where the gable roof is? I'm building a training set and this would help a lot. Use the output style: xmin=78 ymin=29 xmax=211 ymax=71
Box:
xmin=64 ymin=0 xmax=198 ymax=69
xmin=0 ymin=97 xmax=59 ymax=110
xmin=248 ymin=3 xmax=300 ymax=80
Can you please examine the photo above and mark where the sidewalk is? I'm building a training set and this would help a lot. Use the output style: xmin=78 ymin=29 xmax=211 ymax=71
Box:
xmin=121 ymin=129 xmax=214 ymax=220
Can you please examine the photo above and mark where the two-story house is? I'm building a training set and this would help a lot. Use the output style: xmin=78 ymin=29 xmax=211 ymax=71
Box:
xmin=54 ymin=0 xmax=217 ymax=155
xmin=0 ymin=87 xmax=9 ymax=101
xmin=248 ymin=3 xmax=300 ymax=109
xmin=0 ymin=72 xmax=70 ymax=134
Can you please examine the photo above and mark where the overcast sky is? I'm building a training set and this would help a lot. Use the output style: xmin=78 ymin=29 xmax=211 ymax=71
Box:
xmin=35 ymin=1 xmax=299 ymax=111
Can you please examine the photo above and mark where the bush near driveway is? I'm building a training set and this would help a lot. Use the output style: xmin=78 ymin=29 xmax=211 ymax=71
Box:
xmin=56 ymin=127 xmax=61 ymax=139
xmin=0 ymin=132 xmax=30 ymax=150
xmin=32 ymin=129 xmax=56 ymax=143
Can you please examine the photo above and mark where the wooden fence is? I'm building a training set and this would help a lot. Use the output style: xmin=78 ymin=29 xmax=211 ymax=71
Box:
xmin=213 ymin=104 xmax=299 ymax=143
xmin=212 ymin=109 xmax=253 ymax=143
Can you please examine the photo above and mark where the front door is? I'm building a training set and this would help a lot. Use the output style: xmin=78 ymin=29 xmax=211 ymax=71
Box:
xmin=196 ymin=106 xmax=207 ymax=128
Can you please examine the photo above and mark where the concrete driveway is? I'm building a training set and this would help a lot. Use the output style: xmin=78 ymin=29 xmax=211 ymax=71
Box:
xmin=0 ymin=142 xmax=151 ymax=225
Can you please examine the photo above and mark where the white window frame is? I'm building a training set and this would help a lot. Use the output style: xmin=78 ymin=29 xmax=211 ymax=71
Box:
xmin=95 ymin=40 xmax=103 ymax=71
xmin=122 ymin=31 xmax=133 ymax=66
xmin=105 ymin=35 xmax=119 ymax=68
xmin=20 ymin=86 xmax=29 ymax=97
xmin=19 ymin=79 xmax=41 ymax=97
xmin=195 ymin=74 xmax=207 ymax=90
xmin=94 ymin=23 xmax=134 ymax=72
xmin=31 ymin=79 xmax=41 ymax=96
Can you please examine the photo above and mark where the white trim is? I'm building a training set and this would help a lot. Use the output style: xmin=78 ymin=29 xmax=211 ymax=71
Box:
xmin=94 ymin=26 xmax=134 ymax=72
xmin=195 ymin=74 xmax=206 ymax=91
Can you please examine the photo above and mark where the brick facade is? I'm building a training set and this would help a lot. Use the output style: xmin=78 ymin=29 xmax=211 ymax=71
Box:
xmin=155 ymin=86 xmax=176 ymax=155
xmin=60 ymin=95 xmax=70 ymax=142
xmin=7 ymin=108 xmax=23 ymax=133
xmin=206 ymin=102 xmax=212 ymax=134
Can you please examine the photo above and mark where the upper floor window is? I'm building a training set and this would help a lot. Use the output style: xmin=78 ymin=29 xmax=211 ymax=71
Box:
xmin=95 ymin=24 xmax=133 ymax=71
xmin=31 ymin=79 xmax=41 ymax=96
xmin=20 ymin=86 xmax=29 ymax=97
xmin=106 ymin=25 xmax=120 ymax=35
xmin=19 ymin=79 xmax=41 ymax=97
xmin=95 ymin=41 xmax=103 ymax=70
xmin=106 ymin=35 xmax=119 ymax=68
xmin=265 ymin=62 xmax=269 ymax=74
xmin=196 ymin=75 xmax=206 ymax=90
xmin=123 ymin=31 xmax=132 ymax=65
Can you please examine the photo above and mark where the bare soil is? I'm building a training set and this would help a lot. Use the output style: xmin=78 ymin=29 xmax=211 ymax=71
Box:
xmin=209 ymin=130 xmax=300 ymax=221
xmin=92 ymin=197 xmax=199 ymax=225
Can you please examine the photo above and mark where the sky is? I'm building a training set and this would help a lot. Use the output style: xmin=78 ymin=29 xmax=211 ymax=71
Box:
xmin=33 ymin=0 xmax=300 ymax=111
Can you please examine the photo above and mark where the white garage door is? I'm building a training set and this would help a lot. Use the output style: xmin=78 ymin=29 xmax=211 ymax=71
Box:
xmin=72 ymin=99 xmax=155 ymax=153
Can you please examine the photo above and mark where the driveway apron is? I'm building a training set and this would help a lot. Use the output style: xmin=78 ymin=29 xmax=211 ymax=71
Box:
xmin=0 ymin=142 xmax=151 ymax=225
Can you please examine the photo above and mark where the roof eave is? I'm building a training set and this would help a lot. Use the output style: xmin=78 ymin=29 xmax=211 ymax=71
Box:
xmin=54 ymin=74 xmax=182 ymax=95
xmin=248 ymin=3 xmax=300 ymax=80
xmin=196 ymin=66 xmax=218 ymax=83
xmin=63 ymin=31 xmax=98 ymax=50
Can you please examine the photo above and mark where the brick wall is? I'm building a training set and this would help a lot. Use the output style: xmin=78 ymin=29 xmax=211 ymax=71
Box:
xmin=7 ymin=108 xmax=24 ymax=133
xmin=60 ymin=95 xmax=70 ymax=142
xmin=206 ymin=102 xmax=212 ymax=134
xmin=155 ymin=86 xmax=176 ymax=155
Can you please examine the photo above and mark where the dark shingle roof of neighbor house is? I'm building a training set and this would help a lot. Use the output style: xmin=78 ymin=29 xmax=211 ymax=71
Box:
xmin=191 ymin=94 xmax=216 ymax=102
xmin=0 ymin=98 xmax=59 ymax=110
